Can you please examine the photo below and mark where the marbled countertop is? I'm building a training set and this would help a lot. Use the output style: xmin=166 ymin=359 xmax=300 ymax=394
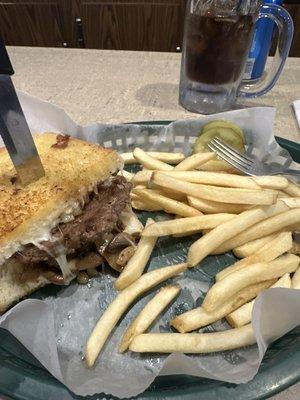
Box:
xmin=3 ymin=46 xmax=300 ymax=400
xmin=7 ymin=46 xmax=300 ymax=143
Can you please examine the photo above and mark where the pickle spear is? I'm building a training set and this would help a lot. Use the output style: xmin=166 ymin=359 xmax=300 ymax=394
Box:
xmin=193 ymin=120 xmax=246 ymax=173
xmin=194 ymin=127 xmax=245 ymax=154
xmin=202 ymin=120 xmax=245 ymax=141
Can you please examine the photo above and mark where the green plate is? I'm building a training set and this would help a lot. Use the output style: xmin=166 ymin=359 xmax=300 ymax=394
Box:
xmin=0 ymin=123 xmax=299 ymax=400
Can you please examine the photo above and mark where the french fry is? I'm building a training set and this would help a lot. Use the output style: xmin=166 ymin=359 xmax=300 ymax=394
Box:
xmin=129 ymin=324 xmax=256 ymax=353
xmin=120 ymin=152 xmax=137 ymax=164
xmin=133 ymin=188 xmax=201 ymax=217
xmin=131 ymin=193 xmax=162 ymax=211
xmin=121 ymin=152 xmax=185 ymax=165
xmin=119 ymin=284 xmax=181 ymax=352
xmin=233 ymin=233 xmax=280 ymax=258
xmin=165 ymin=170 xmax=261 ymax=189
xmin=187 ymin=202 xmax=289 ymax=267
xmin=115 ymin=218 xmax=157 ymax=290
xmin=133 ymin=172 xmax=207 ymax=203
xmin=252 ymin=176 xmax=289 ymax=189
xmin=122 ymin=171 xmax=134 ymax=182
xmin=289 ymin=223 xmax=300 ymax=232
xmin=131 ymin=192 xmax=142 ymax=200
xmin=226 ymin=274 xmax=291 ymax=328
xmin=117 ymin=170 xmax=134 ymax=182
xmin=202 ymin=254 xmax=299 ymax=312
xmin=283 ymin=181 xmax=300 ymax=197
xmin=121 ymin=208 xmax=144 ymax=236
xmin=146 ymin=152 xmax=185 ymax=164
xmin=85 ymin=262 xmax=187 ymax=367
xmin=292 ymin=266 xmax=300 ymax=289
xmin=135 ymin=186 xmax=187 ymax=202
xmin=154 ymin=188 xmax=187 ymax=202
xmin=197 ymin=159 xmax=241 ymax=174
xmin=214 ymin=208 xmax=300 ymax=254
xmin=134 ymin=185 xmax=147 ymax=189
xmin=132 ymin=172 xmax=187 ymax=200
xmin=131 ymin=199 xmax=162 ymax=212
xmin=132 ymin=170 xmax=153 ymax=185
xmin=152 ymin=172 xmax=278 ymax=205
xmin=172 ymin=215 xmax=200 ymax=238
xmin=119 ymin=151 xmax=136 ymax=165
xmin=168 ymin=173 xmax=288 ymax=190
xmin=131 ymin=191 xmax=149 ymax=200
xmin=174 ymin=153 xmax=215 ymax=171
xmin=279 ymin=197 xmax=300 ymax=208
xmin=142 ymin=213 xmax=236 ymax=237
xmin=216 ymin=232 xmax=293 ymax=281
xmin=188 ymin=196 xmax=252 ymax=214
xmin=133 ymin=148 xmax=174 ymax=171
xmin=171 ymin=279 xmax=275 ymax=332
xmin=289 ymin=241 xmax=300 ymax=255
xmin=277 ymin=190 xmax=289 ymax=198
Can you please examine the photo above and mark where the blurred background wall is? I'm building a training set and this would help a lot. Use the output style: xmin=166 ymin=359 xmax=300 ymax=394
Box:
xmin=0 ymin=0 xmax=299 ymax=55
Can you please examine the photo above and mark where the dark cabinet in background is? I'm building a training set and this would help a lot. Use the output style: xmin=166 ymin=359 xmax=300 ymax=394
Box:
xmin=79 ymin=1 xmax=184 ymax=51
xmin=0 ymin=0 xmax=299 ymax=55
xmin=285 ymin=2 xmax=300 ymax=56
xmin=0 ymin=0 xmax=184 ymax=52
xmin=0 ymin=0 xmax=74 ymax=47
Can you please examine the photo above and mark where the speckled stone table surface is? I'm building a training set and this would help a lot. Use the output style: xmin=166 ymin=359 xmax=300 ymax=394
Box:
xmin=7 ymin=46 xmax=300 ymax=143
xmin=3 ymin=46 xmax=300 ymax=400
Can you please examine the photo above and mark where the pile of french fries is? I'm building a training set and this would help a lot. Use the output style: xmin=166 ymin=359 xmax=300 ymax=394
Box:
xmin=85 ymin=148 xmax=300 ymax=367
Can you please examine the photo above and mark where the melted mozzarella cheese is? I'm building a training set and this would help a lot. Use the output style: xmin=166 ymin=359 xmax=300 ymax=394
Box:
xmin=1 ymin=179 xmax=115 ymax=269
xmin=32 ymin=241 xmax=75 ymax=284
xmin=0 ymin=190 xmax=91 ymax=265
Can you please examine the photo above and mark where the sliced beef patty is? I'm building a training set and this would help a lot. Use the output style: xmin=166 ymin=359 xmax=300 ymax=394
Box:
xmin=15 ymin=176 xmax=131 ymax=265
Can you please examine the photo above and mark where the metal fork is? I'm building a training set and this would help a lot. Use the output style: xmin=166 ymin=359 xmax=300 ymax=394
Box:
xmin=207 ymin=137 xmax=300 ymax=177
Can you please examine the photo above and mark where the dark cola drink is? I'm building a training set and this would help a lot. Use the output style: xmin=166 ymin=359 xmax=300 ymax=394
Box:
xmin=179 ymin=0 xmax=292 ymax=114
xmin=185 ymin=12 xmax=255 ymax=85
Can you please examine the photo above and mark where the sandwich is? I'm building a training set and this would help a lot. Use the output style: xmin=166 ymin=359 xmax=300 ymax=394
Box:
xmin=0 ymin=133 xmax=137 ymax=313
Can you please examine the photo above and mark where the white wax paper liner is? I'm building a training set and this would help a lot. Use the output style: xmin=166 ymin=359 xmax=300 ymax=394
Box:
xmin=0 ymin=91 xmax=299 ymax=398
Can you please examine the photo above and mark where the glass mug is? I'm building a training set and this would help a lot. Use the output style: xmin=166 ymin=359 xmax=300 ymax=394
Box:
xmin=179 ymin=0 xmax=294 ymax=114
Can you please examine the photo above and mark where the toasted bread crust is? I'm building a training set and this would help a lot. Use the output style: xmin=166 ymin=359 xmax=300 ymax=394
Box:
xmin=0 ymin=133 xmax=123 ymax=262
xmin=0 ymin=258 xmax=49 ymax=313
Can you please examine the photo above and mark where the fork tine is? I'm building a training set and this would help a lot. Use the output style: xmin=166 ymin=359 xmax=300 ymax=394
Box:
xmin=211 ymin=137 xmax=253 ymax=166
xmin=207 ymin=142 xmax=251 ymax=174
xmin=208 ymin=140 xmax=252 ymax=169
xmin=212 ymin=137 xmax=254 ymax=165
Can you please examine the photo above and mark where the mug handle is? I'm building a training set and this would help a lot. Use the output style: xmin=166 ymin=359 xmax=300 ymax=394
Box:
xmin=238 ymin=4 xmax=293 ymax=98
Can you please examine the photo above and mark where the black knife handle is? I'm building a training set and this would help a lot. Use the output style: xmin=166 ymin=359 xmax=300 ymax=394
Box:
xmin=0 ymin=39 xmax=14 ymax=75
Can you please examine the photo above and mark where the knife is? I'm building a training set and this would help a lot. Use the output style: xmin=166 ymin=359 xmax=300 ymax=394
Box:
xmin=0 ymin=39 xmax=45 ymax=185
